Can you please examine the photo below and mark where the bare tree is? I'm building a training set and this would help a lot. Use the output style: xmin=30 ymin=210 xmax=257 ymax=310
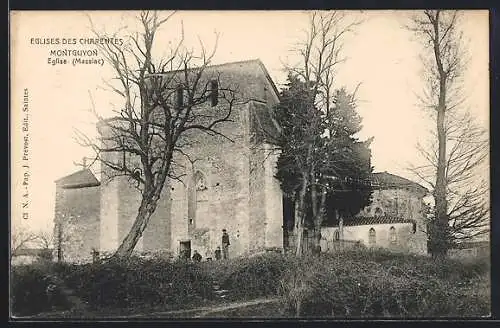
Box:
xmin=77 ymin=11 xmax=237 ymax=258
xmin=53 ymin=219 xmax=74 ymax=262
xmin=11 ymin=228 xmax=40 ymax=257
xmin=410 ymin=110 xmax=489 ymax=247
xmin=11 ymin=228 xmax=54 ymax=263
xmin=407 ymin=10 xmax=488 ymax=256
xmin=282 ymin=11 xmax=365 ymax=256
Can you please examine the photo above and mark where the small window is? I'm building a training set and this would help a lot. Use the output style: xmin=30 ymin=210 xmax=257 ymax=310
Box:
xmin=334 ymin=230 xmax=340 ymax=241
xmin=412 ymin=222 xmax=417 ymax=234
xmin=368 ymin=228 xmax=376 ymax=245
xmin=389 ymin=226 xmax=397 ymax=244
xmin=176 ymin=85 xmax=184 ymax=109
xmin=210 ymin=79 xmax=218 ymax=107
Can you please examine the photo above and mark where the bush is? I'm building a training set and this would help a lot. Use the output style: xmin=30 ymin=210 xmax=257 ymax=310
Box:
xmin=11 ymin=250 xmax=489 ymax=318
xmin=209 ymin=253 xmax=290 ymax=300
xmin=58 ymin=256 xmax=213 ymax=310
xmin=12 ymin=257 xmax=215 ymax=315
xmin=221 ymin=253 xmax=290 ymax=299
xmin=278 ymin=250 xmax=490 ymax=318
xmin=11 ymin=264 xmax=71 ymax=316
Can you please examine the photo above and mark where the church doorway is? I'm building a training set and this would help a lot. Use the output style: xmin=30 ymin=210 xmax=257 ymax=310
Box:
xmin=179 ymin=241 xmax=191 ymax=260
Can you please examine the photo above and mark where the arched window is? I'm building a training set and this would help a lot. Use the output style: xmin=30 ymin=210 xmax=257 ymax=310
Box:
xmin=194 ymin=171 xmax=207 ymax=191
xmin=374 ymin=207 xmax=383 ymax=216
xmin=389 ymin=226 xmax=397 ymax=244
xmin=368 ymin=228 xmax=376 ymax=245
xmin=188 ymin=171 xmax=208 ymax=229
xmin=334 ymin=230 xmax=340 ymax=241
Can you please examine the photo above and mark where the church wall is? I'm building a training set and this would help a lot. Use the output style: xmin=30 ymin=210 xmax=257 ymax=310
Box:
xmin=54 ymin=185 xmax=100 ymax=263
xmin=263 ymin=143 xmax=283 ymax=249
xmin=249 ymin=144 xmax=267 ymax=253
xmin=99 ymin=179 xmax=119 ymax=252
xmin=142 ymin=186 xmax=172 ymax=253
xmin=169 ymin=178 xmax=189 ymax=256
xmin=166 ymin=102 xmax=252 ymax=259
xmin=356 ymin=188 xmax=428 ymax=254
xmin=117 ymin=177 xmax=143 ymax=251
xmin=185 ymin=138 xmax=251 ymax=258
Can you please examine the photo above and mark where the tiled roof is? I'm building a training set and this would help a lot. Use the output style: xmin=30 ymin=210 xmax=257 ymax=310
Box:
xmin=452 ymin=240 xmax=489 ymax=249
xmin=331 ymin=216 xmax=416 ymax=227
xmin=372 ymin=172 xmax=428 ymax=193
xmin=55 ymin=169 xmax=100 ymax=189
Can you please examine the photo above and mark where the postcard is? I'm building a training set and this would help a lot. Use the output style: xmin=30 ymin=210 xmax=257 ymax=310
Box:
xmin=10 ymin=10 xmax=490 ymax=319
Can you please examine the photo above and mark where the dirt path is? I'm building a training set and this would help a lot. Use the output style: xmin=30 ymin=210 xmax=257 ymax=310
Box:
xmin=125 ymin=297 xmax=281 ymax=318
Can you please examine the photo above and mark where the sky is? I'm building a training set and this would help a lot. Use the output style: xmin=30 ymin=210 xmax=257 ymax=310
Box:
xmin=10 ymin=10 xmax=489 ymax=234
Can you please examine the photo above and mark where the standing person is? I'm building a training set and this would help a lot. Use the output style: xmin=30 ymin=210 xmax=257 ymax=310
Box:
xmin=221 ymin=229 xmax=230 ymax=259
xmin=214 ymin=246 xmax=222 ymax=260
xmin=192 ymin=250 xmax=202 ymax=262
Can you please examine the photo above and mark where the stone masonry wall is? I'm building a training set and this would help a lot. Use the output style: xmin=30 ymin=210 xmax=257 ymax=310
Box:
xmin=54 ymin=186 xmax=100 ymax=263
xmin=263 ymin=144 xmax=283 ymax=249
xmin=248 ymin=142 xmax=267 ymax=253
xmin=172 ymin=102 xmax=251 ymax=259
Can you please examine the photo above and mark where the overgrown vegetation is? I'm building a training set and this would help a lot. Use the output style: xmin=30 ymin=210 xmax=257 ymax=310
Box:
xmin=11 ymin=250 xmax=489 ymax=318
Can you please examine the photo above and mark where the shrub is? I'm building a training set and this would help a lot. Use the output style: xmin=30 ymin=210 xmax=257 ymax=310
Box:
xmin=59 ymin=257 xmax=214 ymax=310
xmin=215 ymin=253 xmax=290 ymax=300
xmin=13 ymin=257 xmax=215 ymax=315
xmin=11 ymin=264 xmax=71 ymax=316
xmin=278 ymin=250 xmax=490 ymax=318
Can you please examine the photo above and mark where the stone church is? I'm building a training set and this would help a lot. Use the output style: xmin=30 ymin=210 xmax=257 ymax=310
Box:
xmin=53 ymin=59 xmax=429 ymax=263
xmin=55 ymin=59 xmax=284 ymax=262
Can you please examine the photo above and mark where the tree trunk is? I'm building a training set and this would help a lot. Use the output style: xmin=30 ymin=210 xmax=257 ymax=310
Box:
xmin=432 ymin=11 xmax=449 ymax=258
xmin=57 ymin=223 xmax=63 ymax=262
xmin=339 ymin=212 xmax=344 ymax=249
xmin=311 ymin=185 xmax=327 ymax=255
xmin=295 ymin=195 xmax=305 ymax=257
xmin=295 ymin=176 xmax=309 ymax=257
xmin=112 ymin=194 xmax=159 ymax=258
xmin=434 ymin=96 xmax=448 ymax=258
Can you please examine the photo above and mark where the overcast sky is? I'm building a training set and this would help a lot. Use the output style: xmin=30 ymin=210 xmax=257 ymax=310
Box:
xmin=11 ymin=10 xmax=489 ymax=233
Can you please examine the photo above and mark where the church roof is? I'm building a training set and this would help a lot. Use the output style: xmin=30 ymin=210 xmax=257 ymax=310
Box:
xmin=331 ymin=216 xmax=416 ymax=227
xmin=372 ymin=172 xmax=428 ymax=194
xmin=55 ymin=168 xmax=100 ymax=189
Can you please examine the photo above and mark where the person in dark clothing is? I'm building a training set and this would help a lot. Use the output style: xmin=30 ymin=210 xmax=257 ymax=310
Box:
xmin=192 ymin=250 xmax=202 ymax=262
xmin=221 ymin=229 xmax=230 ymax=259
xmin=214 ymin=246 xmax=222 ymax=260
